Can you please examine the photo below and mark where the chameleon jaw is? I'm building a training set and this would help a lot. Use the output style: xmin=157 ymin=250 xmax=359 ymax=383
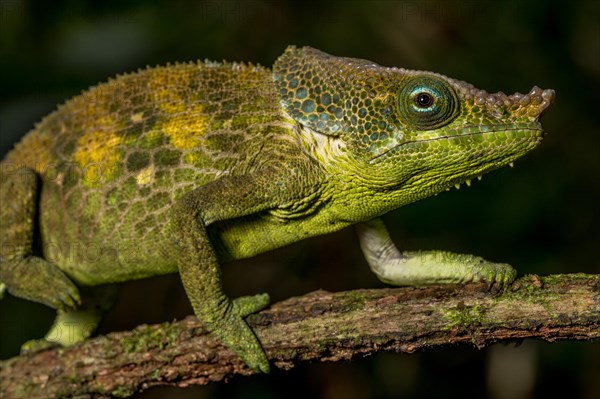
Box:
xmin=368 ymin=122 xmax=543 ymax=165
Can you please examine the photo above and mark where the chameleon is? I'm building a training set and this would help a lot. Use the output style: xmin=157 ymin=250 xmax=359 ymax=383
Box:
xmin=0 ymin=46 xmax=554 ymax=373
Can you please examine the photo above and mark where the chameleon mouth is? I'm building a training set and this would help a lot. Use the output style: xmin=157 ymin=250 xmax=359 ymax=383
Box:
xmin=369 ymin=122 xmax=543 ymax=164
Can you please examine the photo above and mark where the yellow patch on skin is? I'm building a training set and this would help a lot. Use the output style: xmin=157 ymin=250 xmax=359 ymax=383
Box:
xmin=144 ymin=68 xmax=206 ymax=150
xmin=158 ymin=103 xmax=207 ymax=150
xmin=74 ymin=121 xmax=123 ymax=187
xmin=135 ymin=165 xmax=154 ymax=185
xmin=130 ymin=112 xmax=144 ymax=123
xmin=28 ymin=134 xmax=53 ymax=176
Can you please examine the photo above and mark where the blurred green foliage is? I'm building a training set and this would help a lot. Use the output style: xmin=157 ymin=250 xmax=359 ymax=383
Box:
xmin=0 ymin=1 xmax=598 ymax=398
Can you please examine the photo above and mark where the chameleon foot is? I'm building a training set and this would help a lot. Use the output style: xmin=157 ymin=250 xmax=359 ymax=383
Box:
xmin=204 ymin=293 xmax=271 ymax=373
xmin=0 ymin=257 xmax=80 ymax=311
xmin=21 ymin=294 xmax=110 ymax=354
xmin=21 ymin=338 xmax=59 ymax=355
xmin=232 ymin=293 xmax=270 ymax=317
xmin=468 ymin=258 xmax=517 ymax=292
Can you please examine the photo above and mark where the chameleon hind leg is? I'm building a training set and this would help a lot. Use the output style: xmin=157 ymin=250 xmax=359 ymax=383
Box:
xmin=0 ymin=164 xmax=80 ymax=310
xmin=356 ymin=218 xmax=516 ymax=290
xmin=22 ymin=285 xmax=118 ymax=352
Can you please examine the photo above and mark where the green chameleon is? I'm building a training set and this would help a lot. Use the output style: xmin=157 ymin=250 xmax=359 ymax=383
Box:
xmin=0 ymin=46 xmax=553 ymax=372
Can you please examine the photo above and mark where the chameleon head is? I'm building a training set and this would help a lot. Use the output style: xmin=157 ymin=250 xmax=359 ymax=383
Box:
xmin=274 ymin=46 xmax=554 ymax=204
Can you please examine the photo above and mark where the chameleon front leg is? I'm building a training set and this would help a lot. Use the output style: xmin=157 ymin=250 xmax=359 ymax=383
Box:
xmin=170 ymin=170 xmax=302 ymax=373
xmin=355 ymin=218 xmax=516 ymax=289
xmin=21 ymin=285 xmax=117 ymax=353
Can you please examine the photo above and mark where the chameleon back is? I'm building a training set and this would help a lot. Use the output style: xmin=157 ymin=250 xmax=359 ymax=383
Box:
xmin=3 ymin=61 xmax=303 ymax=283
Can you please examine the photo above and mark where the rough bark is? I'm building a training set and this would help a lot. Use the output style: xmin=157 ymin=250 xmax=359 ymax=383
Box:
xmin=0 ymin=273 xmax=598 ymax=398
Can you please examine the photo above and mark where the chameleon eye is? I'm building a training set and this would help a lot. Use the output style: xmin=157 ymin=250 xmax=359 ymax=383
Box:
xmin=397 ymin=76 xmax=459 ymax=130
xmin=415 ymin=92 xmax=433 ymax=108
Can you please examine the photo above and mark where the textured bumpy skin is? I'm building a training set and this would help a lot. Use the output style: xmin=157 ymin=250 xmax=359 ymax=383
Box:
xmin=0 ymin=46 xmax=554 ymax=372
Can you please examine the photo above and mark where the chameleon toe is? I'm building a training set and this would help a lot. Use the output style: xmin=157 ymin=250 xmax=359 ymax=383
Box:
xmin=233 ymin=293 xmax=271 ymax=317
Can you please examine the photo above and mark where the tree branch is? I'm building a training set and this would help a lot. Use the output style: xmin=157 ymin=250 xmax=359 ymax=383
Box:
xmin=1 ymin=273 xmax=598 ymax=398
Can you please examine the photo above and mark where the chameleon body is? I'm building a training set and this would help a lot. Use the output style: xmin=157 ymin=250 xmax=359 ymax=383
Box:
xmin=0 ymin=46 xmax=554 ymax=372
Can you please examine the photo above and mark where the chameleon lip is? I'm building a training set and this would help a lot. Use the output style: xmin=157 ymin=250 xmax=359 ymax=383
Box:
xmin=369 ymin=123 xmax=543 ymax=164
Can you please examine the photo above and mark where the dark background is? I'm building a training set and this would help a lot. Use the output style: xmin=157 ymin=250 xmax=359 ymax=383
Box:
xmin=0 ymin=1 xmax=598 ymax=398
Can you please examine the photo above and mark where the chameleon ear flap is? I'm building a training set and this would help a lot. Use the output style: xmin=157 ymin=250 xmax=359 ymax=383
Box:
xmin=273 ymin=46 xmax=350 ymax=136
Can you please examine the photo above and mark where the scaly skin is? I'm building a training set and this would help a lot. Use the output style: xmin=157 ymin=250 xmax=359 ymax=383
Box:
xmin=0 ymin=46 xmax=554 ymax=372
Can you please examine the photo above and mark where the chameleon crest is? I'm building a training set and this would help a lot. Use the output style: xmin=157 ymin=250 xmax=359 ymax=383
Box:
xmin=0 ymin=46 xmax=553 ymax=373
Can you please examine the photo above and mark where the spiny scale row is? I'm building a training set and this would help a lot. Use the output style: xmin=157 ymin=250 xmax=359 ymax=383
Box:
xmin=447 ymin=162 xmax=514 ymax=191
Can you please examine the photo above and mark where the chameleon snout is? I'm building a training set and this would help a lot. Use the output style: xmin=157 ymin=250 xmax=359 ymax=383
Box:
xmin=480 ymin=86 xmax=555 ymax=121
